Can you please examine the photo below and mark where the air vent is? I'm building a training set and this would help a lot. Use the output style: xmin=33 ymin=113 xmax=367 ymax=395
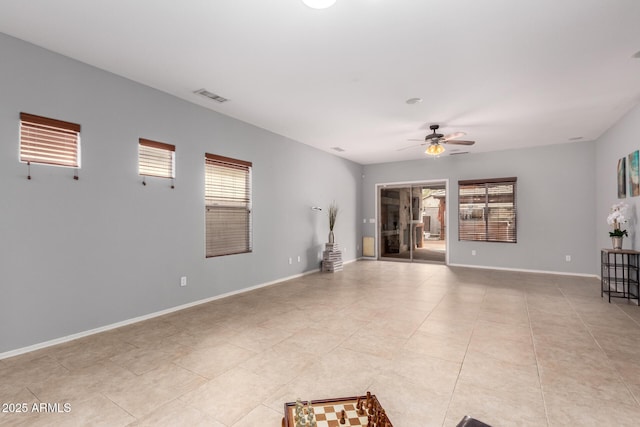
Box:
xmin=194 ymin=89 xmax=229 ymax=103
xmin=449 ymin=151 xmax=468 ymax=156
xmin=331 ymin=147 xmax=346 ymax=152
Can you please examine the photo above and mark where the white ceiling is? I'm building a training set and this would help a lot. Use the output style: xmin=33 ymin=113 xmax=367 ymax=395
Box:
xmin=1 ymin=0 xmax=640 ymax=164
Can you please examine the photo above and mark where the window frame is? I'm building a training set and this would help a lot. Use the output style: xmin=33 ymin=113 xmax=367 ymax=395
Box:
xmin=458 ymin=177 xmax=517 ymax=243
xmin=138 ymin=138 xmax=176 ymax=179
xmin=205 ymin=153 xmax=253 ymax=258
xmin=19 ymin=112 xmax=81 ymax=168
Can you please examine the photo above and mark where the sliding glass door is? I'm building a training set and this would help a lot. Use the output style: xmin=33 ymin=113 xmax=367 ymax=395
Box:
xmin=378 ymin=182 xmax=446 ymax=263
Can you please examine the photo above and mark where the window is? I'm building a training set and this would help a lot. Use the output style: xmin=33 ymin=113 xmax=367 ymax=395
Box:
xmin=139 ymin=138 xmax=175 ymax=178
xmin=458 ymin=177 xmax=517 ymax=243
xmin=205 ymin=153 xmax=252 ymax=257
xmin=20 ymin=112 xmax=81 ymax=168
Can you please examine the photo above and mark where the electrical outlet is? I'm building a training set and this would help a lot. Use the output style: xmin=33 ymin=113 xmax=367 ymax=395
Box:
xmin=297 ymin=256 xmax=301 ymax=262
xmin=363 ymin=218 xmax=366 ymax=223
xmin=288 ymin=257 xmax=292 ymax=265
xmin=471 ymin=250 xmax=476 ymax=256
xmin=566 ymin=255 xmax=571 ymax=262
xmin=180 ymin=276 xmax=187 ymax=287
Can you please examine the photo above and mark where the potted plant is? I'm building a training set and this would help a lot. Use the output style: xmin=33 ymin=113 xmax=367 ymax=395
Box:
xmin=328 ymin=201 xmax=338 ymax=244
xmin=607 ymin=202 xmax=629 ymax=249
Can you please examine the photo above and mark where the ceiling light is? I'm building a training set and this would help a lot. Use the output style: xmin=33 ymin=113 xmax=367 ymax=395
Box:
xmin=406 ymin=97 xmax=423 ymax=105
xmin=426 ymin=144 xmax=445 ymax=156
xmin=302 ymin=0 xmax=337 ymax=9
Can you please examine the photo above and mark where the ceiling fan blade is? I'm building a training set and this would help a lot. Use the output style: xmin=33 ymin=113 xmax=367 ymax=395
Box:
xmin=442 ymin=139 xmax=475 ymax=146
xmin=397 ymin=142 xmax=425 ymax=151
xmin=442 ymin=131 xmax=466 ymax=141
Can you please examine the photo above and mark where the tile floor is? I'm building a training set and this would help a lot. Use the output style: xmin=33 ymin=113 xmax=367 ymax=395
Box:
xmin=1 ymin=261 xmax=640 ymax=426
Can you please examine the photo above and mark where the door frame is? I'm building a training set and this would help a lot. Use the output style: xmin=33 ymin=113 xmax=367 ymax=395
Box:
xmin=374 ymin=179 xmax=449 ymax=264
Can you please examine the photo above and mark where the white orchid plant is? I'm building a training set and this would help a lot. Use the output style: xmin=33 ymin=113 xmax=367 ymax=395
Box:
xmin=607 ymin=202 xmax=629 ymax=237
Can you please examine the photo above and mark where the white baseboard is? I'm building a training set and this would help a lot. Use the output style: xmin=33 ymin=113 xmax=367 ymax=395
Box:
xmin=447 ymin=262 xmax=599 ymax=278
xmin=2 ymin=258 xmax=591 ymax=359
xmin=0 ymin=267 xmax=322 ymax=360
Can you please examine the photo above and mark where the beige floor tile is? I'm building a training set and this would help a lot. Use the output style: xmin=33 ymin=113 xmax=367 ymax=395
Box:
xmin=226 ymin=326 xmax=293 ymax=353
xmin=5 ymin=261 xmax=640 ymax=425
xmin=403 ymin=331 xmax=470 ymax=363
xmin=544 ymin=391 xmax=640 ymax=426
xmin=231 ymin=404 xmax=283 ymax=427
xmin=389 ymin=353 xmax=461 ymax=396
xmin=141 ymin=362 xmax=208 ymax=397
xmin=128 ymin=398 xmax=224 ymax=426
xmin=446 ymin=381 xmax=547 ymax=427
xmin=174 ymin=343 xmax=257 ymax=379
xmin=1 ymin=354 xmax=69 ymax=387
xmin=258 ymin=309 xmax=321 ymax=332
xmin=103 ymin=377 xmax=176 ymax=419
xmin=44 ymin=340 xmax=130 ymax=371
xmin=272 ymin=327 xmax=346 ymax=358
xmin=370 ymin=373 xmax=451 ymax=427
xmin=239 ymin=348 xmax=316 ymax=385
xmin=458 ymin=350 xmax=541 ymax=395
xmin=472 ymin=319 xmax=532 ymax=344
xmin=170 ymin=327 xmax=238 ymax=350
xmin=109 ymin=347 xmax=176 ymax=375
xmin=67 ymin=393 xmax=135 ymax=426
xmin=180 ymin=367 xmax=280 ymax=426
xmin=340 ymin=328 xmax=408 ymax=360
xmin=477 ymin=308 xmax=530 ymax=325
xmin=417 ymin=317 xmax=476 ymax=341
xmin=467 ymin=333 xmax=537 ymax=367
xmin=540 ymin=365 xmax=636 ymax=406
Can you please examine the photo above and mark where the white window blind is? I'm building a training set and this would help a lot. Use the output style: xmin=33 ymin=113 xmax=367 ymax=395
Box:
xmin=20 ymin=112 xmax=81 ymax=168
xmin=139 ymin=138 xmax=175 ymax=178
xmin=459 ymin=177 xmax=517 ymax=243
xmin=205 ymin=153 xmax=252 ymax=257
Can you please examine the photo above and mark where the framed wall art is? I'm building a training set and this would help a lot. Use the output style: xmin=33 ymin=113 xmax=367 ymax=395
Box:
xmin=618 ymin=157 xmax=627 ymax=199
xmin=628 ymin=150 xmax=639 ymax=197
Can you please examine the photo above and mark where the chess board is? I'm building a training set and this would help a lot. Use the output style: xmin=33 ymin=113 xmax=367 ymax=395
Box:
xmin=282 ymin=394 xmax=393 ymax=427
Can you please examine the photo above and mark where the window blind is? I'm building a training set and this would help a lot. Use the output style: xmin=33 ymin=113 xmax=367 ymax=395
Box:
xmin=205 ymin=153 xmax=252 ymax=257
xmin=459 ymin=177 xmax=517 ymax=243
xmin=139 ymin=138 xmax=175 ymax=178
xmin=20 ymin=112 xmax=81 ymax=168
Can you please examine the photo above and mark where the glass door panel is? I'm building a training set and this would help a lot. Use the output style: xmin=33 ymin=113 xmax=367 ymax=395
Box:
xmin=379 ymin=182 xmax=446 ymax=263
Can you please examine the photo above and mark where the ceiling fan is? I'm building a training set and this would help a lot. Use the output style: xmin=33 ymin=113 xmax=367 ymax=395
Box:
xmin=400 ymin=124 xmax=475 ymax=156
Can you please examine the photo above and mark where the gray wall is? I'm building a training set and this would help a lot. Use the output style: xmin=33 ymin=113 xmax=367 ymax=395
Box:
xmin=363 ymin=142 xmax=597 ymax=275
xmin=0 ymin=33 xmax=362 ymax=354
xmin=596 ymin=103 xmax=640 ymax=256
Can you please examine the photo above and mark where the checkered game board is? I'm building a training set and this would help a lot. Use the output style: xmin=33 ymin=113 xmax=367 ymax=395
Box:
xmin=283 ymin=394 xmax=393 ymax=427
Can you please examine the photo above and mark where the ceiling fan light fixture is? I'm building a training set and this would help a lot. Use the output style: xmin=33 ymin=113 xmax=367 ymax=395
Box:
xmin=302 ymin=0 xmax=337 ymax=9
xmin=426 ymin=144 xmax=445 ymax=156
